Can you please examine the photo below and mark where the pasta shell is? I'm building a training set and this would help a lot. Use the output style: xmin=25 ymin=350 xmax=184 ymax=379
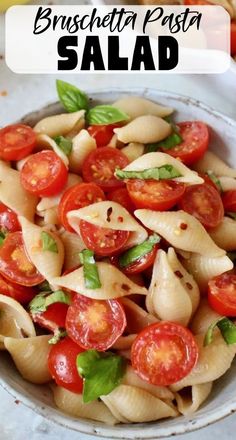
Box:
xmin=219 ymin=176 xmax=236 ymax=191
xmin=69 ymin=129 xmax=96 ymax=173
xmin=190 ymin=299 xmax=221 ymax=335
xmin=37 ymin=173 xmax=81 ymax=212
xmin=193 ymin=151 xmax=236 ymax=178
xmin=0 ymin=294 xmax=35 ymax=350
xmin=112 ymin=334 xmax=136 ymax=350
xmin=135 ymin=210 xmax=225 ymax=257
xmin=113 ymin=96 xmax=173 ymax=119
xmin=43 ymin=207 xmax=59 ymax=225
xmin=121 ymin=143 xmax=145 ymax=162
xmin=36 ymin=134 xmax=69 ymax=167
xmin=34 ymin=110 xmax=85 ymax=138
xmin=209 ymin=217 xmax=236 ymax=251
xmin=52 ymin=262 xmax=147 ymax=300
xmin=120 ymin=297 xmax=158 ymax=333
xmin=175 ymin=382 xmax=212 ymax=415
xmin=114 ymin=116 xmax=172 ymax=144
xmin=101 ymin=385 xmax=178 ymax=423
xmin=4 ymin=335 xmax=52 ymax=384
xmin=19 ymin=217 xmax=64 ymax=281
xmin=122 ymin=152 xmax=203 ymax=184
xmin=52 ymin=385 xmax=118 ymax=425
xmin=59 ymin=229 xmax=86 ymax=271
xmin=0 ymin=161 xmax=38 ymax=221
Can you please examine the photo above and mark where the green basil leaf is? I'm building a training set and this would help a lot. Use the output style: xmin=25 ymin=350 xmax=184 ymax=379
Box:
xmin=87 ymin=105 xmax=129 ymax=125
xmin=146 ymin=132 xmax=182 ymax=154
xmin=115 ymin=165 xmax=181 ymax=181
xmin=0 ymin=230 xmax=6 ymax=246
xmin=227 ymin=251 xmax=236 ymax=262
xmin=206 ymin=171 xmax=223 ymax=192
xmin=164 ymin=115 xmax=173 ymax=123
xmin=119 ymin=234 xmax=161 ymax=268
xmin=79 ymin=249 xmax=101 ymax=289
xmin=226 ymin=212 xmax=236 ymax=221
xmin=29 ymin=290 xmax=71 ymax=314
xmin=54 ymin=135 xmax=72 ymax=156
xmin=41 ymin=231 xmax=58 ymax=253
xmin=48 ymin=328 xmax=67 ymax=345
xmin=204 ymin=317 xmax=236 ymax=346
xmin=38 ymin=280 xmax=51 ymax=292
xmin=77 ymin=350 xmax=126 ymax=403
xmin=56 ymin=80 xmax=89 ymax=113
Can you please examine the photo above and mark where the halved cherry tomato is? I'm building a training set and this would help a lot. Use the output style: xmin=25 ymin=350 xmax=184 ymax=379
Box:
xmin=208 ymin=273 xmax=236 ymax=316
xmin=111 ymin=244 xmax=159 ymax=275
xmin=222 ymin=190 xmax=236 ymax=213
xmin=31 ymin=302 xmax=69 ymax=333
xmin=199 ymin=173 xmax=220 ymax=192
xmin=82 ymin=146 xmax=129 ymax=191
xmin=66 ymin=295 xmax=127 ymax=351
xmin=179 ymin=183 xmax=224 ymax=229
xmin=0 ymin=202 xmax=21 ymax=233
xmin=58 ymin=183 xmax=105 ymax=232
xmin=80 ymin=220 xmax=130 ymax=256
xmin=184 ymin=0 xmax=211 ymax=4
xmin=107 ymin=187 xmax=135 ymax=213
xmin=88 ymin=124 xmax=120 ymax=147
xmin=20 ymin=150 xmax=68 ymax=197
xmin=131 ymin=322 xmax=198 ymax=386
xmin=0 ymin=273 xmax=36 ymax=304
xmin=126 ymin=179 xmax=186 ymax=211
xmin=48 ymin=337 xmax=84 ymax=393
xmin=166 ymin=122 xmax=209 ymax=165
xmin=0 ymin=124 xmax=36 ymax=161
xmin=231 ymin=21 xmax=236 ymax=56
xmin=0 ymin=232 xmax=44 ymax=286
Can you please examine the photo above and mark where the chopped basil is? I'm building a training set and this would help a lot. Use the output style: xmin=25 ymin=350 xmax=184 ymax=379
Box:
xmin=79 ymin=249 xmax=101 ymax=289
xmin=56 ymin=80 xmax=89 ymax=113
xmin=29 ymin=290 xmax=71 ymax=314
xmin=204 ymin=317 xmax=236 ymax=346
xmin=77 ymin=350 xmax=126 ymax=403
xmin=226 ymin=212 xmax=236 ymax=221
xmin=119 ymin=234 xmax=161 ymax=268
xmin=115 ymin=165 xmax=181 ymax=181
xmin=38 ymin=280 xmax=51 ymax=292
xmin=54 ymin=136 xmax=72 ymax=156
xmin=146 ymin=132 xmax=182 ymax=154
xmin=41 ymin=231 xmax=58 ymax=253
xmin=164 ymin=115 xmax=173 ymax=123
xmin=206 ymin=171 xmax=222 ymax=192
xmin=0 ymin=230 xmax=6 ymax=246
xmin=48 ymin=328 xmax=67 ymax=345
xmin=87 ymin=105 xmax=129 ymax=125
xmin=227 ymin=251 xmax=236 ymax=262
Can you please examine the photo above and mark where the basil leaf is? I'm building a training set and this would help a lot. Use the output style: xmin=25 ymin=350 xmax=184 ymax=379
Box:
xmin=48 ymin=328 xmax=67 ymax=345
xmin=204 ymin=317 xmax=236 ymax=346
xmin=87 ymin=105 xmax=129 ymax=125
xmin=206 ymin=171 xmax=222 ymax=192
xmin=0 ymin=230 xmax=6 ymax=246
xmin=79 ymin=249 xmax=101 ymax=289
xmin=38 ymin=280 xmax=51 ymax=292
xmin=146 ymin=132 xmax=182 ymax=154
xmin=77 ymin=350 xmax=126 ymax=403
xmin=56 ymin=80 xmax=89 ymax=113
xmin=119 ymin=234 xmax=161 ymax=268
xmin=164 ymin=115 xmax=172 ymax=123
xmin=115 ymin=165 xmax=181 ymax=181
xmin=54 ymin=136 xmax=72 ymax=156
xmin=29 ymin=290 xmax=71 ymax=314
xmin=41 ymin=231 xmax=58 ymax=253
xmin=227 ymin=251 xmax=236 ymax=262
xmin=226 ymin=212 xmax=236 ymax=221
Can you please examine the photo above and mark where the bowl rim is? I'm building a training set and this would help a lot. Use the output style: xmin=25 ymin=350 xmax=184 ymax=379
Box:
xmin=1 ymin=86 xmax=236 ymax=439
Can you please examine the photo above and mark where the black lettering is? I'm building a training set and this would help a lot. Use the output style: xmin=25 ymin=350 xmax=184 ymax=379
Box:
xmin=58 ymin=36 xmax=78 ymax=70
xmin=108 ymin=36 xmax=128 ymax=70
xmin=81 ymin=36 xmax=105 ymax=70
xmin=131 ymin=36 xmax=155 ymax=71
xmin=33 ymin=7 xmax=51 ymax=35
xmin=158 ymin=36 xmax=178 ymax=70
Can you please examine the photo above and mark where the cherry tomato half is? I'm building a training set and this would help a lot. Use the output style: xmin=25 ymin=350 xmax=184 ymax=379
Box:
xmin=48 ymin=337 xmax=84 ymax=394
xmin=0 ymin=232 xmax=44 ymax=286
xmin=222 ymin=190 xmax=236 ymax=213
xmin=66 ymin=295 xmax=127 ymax=351
xmin=0 ymin=124 xmax=36 ymax=161
xmin=107 ymin=187 xmax=135 ymax=214
xmin=111 ymin=244 xmax=159 ymax=275
xmin=82 ymin=146 xmax=129 ymax=191
xmin=20 ymin=150 xmax=68 ymax=197
xmin=31 ymin=302 xmax=69 ymax=333
xmin=184 ymin=0 xmax=211 ymax=4
xmin=126 ymin=179 xmax=186 ymax=211
xmin=0 ymin=272 xmax=36 ymax=304
xmin=58 ymin=183 xmax=105 ymax=232
xmin=88 ymin=124 xmax=120 ymax=147
xmin=80 ymin=220 xmax=130 ymax=256
xmin=179 ymin=183 xmax=224 ymax=229
xmin=166 ymin=122 xmax=209 ymax=165
xmin=0 ymin=202 xmax=21 ymax=233
xmin=131 ymin=322 xmax=198 ymax=386
xmin=231 ymin=21 xmax=236 ymax=56
xmin=208 ymin=273 xmax=236 ymax=317
xmin=199 ymin=173 xmax=220 ymax=192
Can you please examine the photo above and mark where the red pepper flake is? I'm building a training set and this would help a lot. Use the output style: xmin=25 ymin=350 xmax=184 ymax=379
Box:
xmin=186 ymin=282 xmax=193 ymax=290
xmin=175 ymin=270 xmax=183 ymax=279
xmin=14 ymin=400 xmax=20 ymax=405
xmin=0 ymin=55 xmax=4 ymax=60
xmin=118 ymin=216 xmax=124 ymax=223
xmin=106 ymin=207 xmax=113 ymax=222
xmin=121 ymin=283 xmax=131 ymax=292
xmin=0 ymin=90 xmax=7 ymax=97
xmin=180 ymin=223 xmax=188 ymax=230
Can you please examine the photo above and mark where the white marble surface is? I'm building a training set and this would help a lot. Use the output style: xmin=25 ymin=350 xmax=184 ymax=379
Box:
xmin=0 ymin=1 xmax=236 ymax=439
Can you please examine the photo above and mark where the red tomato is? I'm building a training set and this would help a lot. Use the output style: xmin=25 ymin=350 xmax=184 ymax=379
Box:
xmin=0 ymin=273 xmax=36 ymax=304
xmin=208 ymin=273 xmax=236 ymax=316
xmin=80 ymin=220 xmax=130 ymax=256
xmin=31 ymin=302 xmax=69 ymax=333
xmin=126 ymin=179 xmax=186 ymax=211
xmin=111 ymin=244 xmax=159 ymax=275
xmin=184 ymin=0 xmax=211 ymax=4
xmin=131 ymin=322 xmax=198 ymax=386
xmin=222 ymin=190 xmax=236 ymax=213
xmin=199 ymin=173 xmax=220 ymax=192
xmin=88 ymin=124 xmax=119 ymax=147
xmin=166 ymin=122 xmax=209 ymax=165
xmin=107 ymin=188 xmax=135 ymax=213
xmin=66 ymin=295 xmax=126 ymax=351
xmin=58 ymin=183 xmax=105 ymax=232
xmin=20 ymin=150 xmax=68 ymax=197
xmin=82 ymin=147 xmax=129 ymax=191
xmin=179 ymin=183 xmax=224 ymax=229
xmin=0 ymin=232 xmax=44 ymax=286
xmin=48 ymin=337 xmax=84 ymax=393
xmin=0 ymin=124 xmax=36 ymax=161
xmin=231 ymin=21 xmax=236 ymax=56
xmin=0 ymin=202 xmax=21 ymax=233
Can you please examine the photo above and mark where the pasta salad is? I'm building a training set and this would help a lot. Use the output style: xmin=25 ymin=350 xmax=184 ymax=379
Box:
xmin=0 ymin=81 xmax=236 ymax=425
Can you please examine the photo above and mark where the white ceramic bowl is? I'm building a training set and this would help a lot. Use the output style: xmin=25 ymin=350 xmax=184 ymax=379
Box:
xmin=1 ymin=88 xmax=236 ymax=438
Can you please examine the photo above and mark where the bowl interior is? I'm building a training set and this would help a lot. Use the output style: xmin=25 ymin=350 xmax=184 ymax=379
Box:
xmin=1 ymin=88 xmax=236 ymax=439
